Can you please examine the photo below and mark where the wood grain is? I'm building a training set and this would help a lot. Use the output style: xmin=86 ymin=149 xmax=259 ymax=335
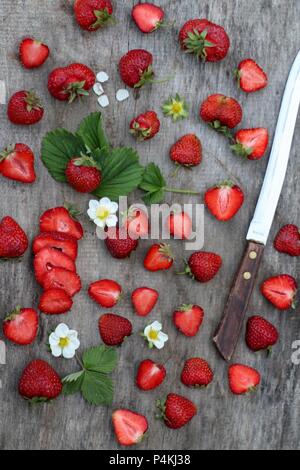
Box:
xmin=0 ymin=0 xmax=299 ymax=450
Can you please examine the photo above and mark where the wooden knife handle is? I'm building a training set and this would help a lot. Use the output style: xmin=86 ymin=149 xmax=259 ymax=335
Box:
xmin=213 ymin=241 xmax=264 ymax=362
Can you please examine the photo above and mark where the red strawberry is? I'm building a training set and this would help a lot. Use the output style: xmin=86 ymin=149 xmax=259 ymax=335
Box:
xmin=228 ymin=364 xmax=261 ymax=395
xmin=0 ymin=216 xmax=28 ymax=259
xmin=144 ymin=243 xmax=174 ymax=272
xmin=274 ymin=224 xmax=300 ymax=257
xmin=170 ymin=134 xmax=202 ymax=168
xmin=173 ymin=304 xmax=204 ymax=337
xmin=88 ymin=279 xmax=122 ymax=308
xmin=246 ymin=316 xmax=279 ymax=352
xmin=32 ymin=232 xmax=78 ymax=261
xmin=48 ymin=63 xmax=96 ymax=103
xmin=42 ymin=268 xmax=82 ymax=297
xmin=183 ymin=251 xmax=222 ymax=283
xmin=34 ymin=247 xmax=76 ymax=285
xmin=232 ymin=128 xmax=269 ymax=160
xmin=205 ymin=182 xmax=244 ymax=221
xmin=3 ymin=306 xmax=38 ymax=346
xmin=131 ymin=287 xmax=159 ymax=317
xmin=74 ymin=0 xmax=114 ymax=31
xmin=7 ymin=90 xmax=44 ymax=125
xmin=112 ymin=409 xmax=148 ymax=446
xmin=66 ymin=156 xmax=102 ymax=193
xmin=261 ymin=275 xmax=297 ymax=310
xmin=105 ymin=227 xmax=139 ymax=259
xmin=119 ymin=49 xmax=153 ymax=88
xmin=130 ymin=111 xmax=160 ymax=141
xmin=236 ymin=59 xmax=268 ymax=93
xmin=181 ymin=358 xmax=214 ymax=387
xmin=136 ymin=359 xmax=166 ymax=390
xmin=179 ymin=19 xmax=230 ymax=62
xmin=0 ymin=144 xmax=36 ymax=184
xmin=19 ymin=38 xmax=49 ymax=69
xmin=19 ymin=359 xmax=62 ymax=402
xmin=157 ymin=393 xmax=197 ymax=429
xmin=132 ymin=3 xmax=165 ymax=34
xmin=166 ymin=211 xmax=192 ymax=240
xmin=40 ymin=206 xmax=83 ymax=240
xmin=122 ymin=207 xmax=149 ymax=238
xmin=39 ymin=288 xmax=73 ymax=315
xmin=200 ymin=94 xmax=242 ymax=129
xmin=99 ymin=313 xmax=132 ymax=346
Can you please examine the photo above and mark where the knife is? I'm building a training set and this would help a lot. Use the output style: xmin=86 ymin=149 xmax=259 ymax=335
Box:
xmin=213 ymin=50 xmax=300 ymax=362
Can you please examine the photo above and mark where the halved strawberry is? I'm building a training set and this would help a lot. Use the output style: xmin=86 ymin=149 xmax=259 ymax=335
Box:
xmin=88 ymin=279 xmax=122 ymax=308
xmin=34 ymin=247 xmax=76 ymax=285
xmin=3 ymin=306 xmax=38 ymax=345
xmin=143 ymin=243 xmax=174 ymax=271
xmin=231 ymin=128 xmax=269 ymax=160
xmin=40 ymin=207 xmax=83 ymax=240
xmin=136 ymin=359 xmax=166 ymax=391
xmin=228 ymin=364 xmax=261 ymax=395
xmin=42 ymin=268 xmax=81 ymax=297
xmin=39 ymin=288 xmax=73 ymax=315
xmin=32 ymin=232 xmax=78 ymax=261
xmin=112 ymin=409 xmax=148 ymax=446
xmin=0 ymin=144 xmax=36 ymax=184
xmin=19 ymin=38 xmax=50 ymax=69
xmin=261 ymin=274 xmax=297 ymax=310
xmin=122 ymin=207 xmax=149 ymax=238
xmin=236 ymin=59 xmax=268 ymax=93
xmin=166 ymin=211 xmax=192 ymax=240
xmin=132 ymin=3 xmax=165 ymax=33
xmin=131 ymin=287 xmax=159 ymax=317
xmin=205 ymin=182 xmax=244 ymax=221
xmin=173 ymin=304 xmax=204 ymax=337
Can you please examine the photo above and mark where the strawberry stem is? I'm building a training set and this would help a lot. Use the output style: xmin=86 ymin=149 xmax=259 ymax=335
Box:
xmin=165 ymin=187 xmax=199 ymax=195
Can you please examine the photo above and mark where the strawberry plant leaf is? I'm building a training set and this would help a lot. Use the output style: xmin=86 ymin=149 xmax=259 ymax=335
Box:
xmin=81 ymin=371 xmax=114 ymax=406
xmin=83 ymin=345 xmax=118 ymax=374
xmin=76 ymin=112 xmax=110 ymax=156
xmin=62 ymin=371 xmax=85 ymax=395
xmin=139 ymin=163 xmax=166 ymax=204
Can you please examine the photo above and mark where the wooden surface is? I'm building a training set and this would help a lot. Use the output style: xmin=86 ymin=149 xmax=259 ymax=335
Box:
xmin=0 ymin=0 xmax=299 ymax=451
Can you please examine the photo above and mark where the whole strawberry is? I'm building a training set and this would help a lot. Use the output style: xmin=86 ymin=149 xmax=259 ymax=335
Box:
xmin=274 ymin=224 xmax=300 ymax=257
xmin=246 ymin=316 xmax=279 ymax=352
xmin=19 ymin=359 xmax=62 ymax=402
xmin=235 ymin=59 xmax=268 ymax=93
xmin=179 ymin=19 xmax=230 ymax=62
xmin=19 ymin=37 xmax=49 ymax=69
xmin=7 ymin=90 xmax=44 ymax=125
xmin=231 ymin=128 xmax=269 ymax=160
xmin=200 ymin=94 xmax=242 ymax=129
xmin=130 ymin=111 xmax=160 ymax=141
xmin=132 ymin=3 xmax=165 ymax=34
xmin=99 ymin=313 xmax=132 ymax=346
xmin=0 ymin=216 xmax=28 ymax=259
xmin=105 ymin=227 xmax=139 ymax=259
xmin=156 ymin=393 xmax=197 ymax=429
xmin=74 ymin=0 xmax=114 ymax=31
xmin=48 ymin=63 xmax=95 ymax=102
xmin=3 ymin=306 xmax=38 ymax=346
xmin=181 ymin=358 xmax=214 ymax=388
xmin=170 ymin=134 xmax=202 ymax=168
xmin=0 ymin=143 xmax=36 ymax=184
xmin=182 ymin=251 xmax=222 ymax=283
xmin=261 ymin=274 xmax=297 ymax=310
xmin=119 ymin=49 xmax=154 ymax=88
xmin=205 ymin=182 xmax=244 ymax=221
xmin=66 ymin=156 xmax=102 ymax=192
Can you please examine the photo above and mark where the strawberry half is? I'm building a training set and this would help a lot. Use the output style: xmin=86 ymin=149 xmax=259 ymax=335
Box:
xmin=122 ymin=207 xmax=149 ymax=238
xmin=39 ymin=288 xmax=73 ymax=315
xmin=40 ymin=206 xmax=83 ymax=240
xmin=236 ymin=59 xmax=268 ymax=93
xmin=88 ymin=279 xmax=122 ymax=308
xmin=144 ymin=243 xmax=174 ymax=272
xmin=231 ymin=128 xmax=269 ymax=160
xmin=166 ymin=211 xmax=192 ymax=240
xmin=99 ymin=313 xmax=132 ymax=346
xmin=0 ymin=144 xmax=36 ymax=184
xmin=42 ymin=268 xmax=81 ymax=297
xmin=274 ymin=224 xmax=300 ymax=257
xmin=112 ymin=409 xmax=148 ymax=446
xmin=19 ymin=359 xmax=62 ymax=402
xmin=157 ymin=393 xmax=197 ymax=429
xmin=200 ymin=93 xmax=242 ymax=129
xmin=3 ymin=306 xmax=38 ymax=345
xmin=246 ymin=316 xmax=279 ymax=352
xmin=0 ymin=216 xmax=28 ymax=259
xmin=261 ymin=274 xmax=298 ymax=310
xmin=228 ymin=364 xmax=261 ymax=395
xmin=132 ymin=3 xmax=165 ymax=33
xmin=205 ymin=182 xmax=244 ymax=221
xmin=173 ymin=304 xmax=204 ymax=337
xmin=136 ymin=359 xmax=166 ymax=391
xmin=131 ymin=287 xmax=159 ymax=316
xmin=32 ymin=232 xmax=78 ymax=261
xmin=19 ymin=38 xmax=49 ymax=69
xmin=34 ymin=247 xmax=76 ymax=285
xmin=181 ymin=358 xmax=214 ymax=387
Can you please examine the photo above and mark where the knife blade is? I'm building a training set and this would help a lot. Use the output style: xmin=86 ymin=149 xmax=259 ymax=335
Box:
xmin=213 ymin=50 xmax=300 ymax=362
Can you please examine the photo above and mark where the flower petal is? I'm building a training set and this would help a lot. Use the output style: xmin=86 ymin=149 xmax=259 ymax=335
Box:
xmin=153 ymin=338 xmax=165 ymax=350
xmin=150 ymin=321 xmax=162 ymax=332
xmin=89 ymin=200 xmax=100 ymax=210
xmin=106 ymin=215 xmax=118 ymax=227
xmin=109 ymin=202 xmax=119 ymax=214
xmin=55 ymin=323 xmax=70 ymax=337
xmin=87 ymin=208 xmax=97 ymax=220
xmin=49 ymin=333 xmax=59 ymax=346
xmin=62 ymin=345 xmax=76 ymax=359
xmin=144 ymin=325 xmax=152 ymax=337
xmin=94 ymin=218 xmax=106 ymax=228
xmin=99 ymin=197 xmax=111 ymax=206
xmin=158 ymin=332 xmax=169 ymax=343
xmin=69 ymin=337 xmax=80 ymax=350
xmin=50 ymin=345 xmax=62 ymax=357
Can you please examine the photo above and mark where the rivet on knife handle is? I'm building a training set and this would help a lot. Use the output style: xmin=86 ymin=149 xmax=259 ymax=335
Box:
xmin=213 ymin=241 xmax=264 ymax=362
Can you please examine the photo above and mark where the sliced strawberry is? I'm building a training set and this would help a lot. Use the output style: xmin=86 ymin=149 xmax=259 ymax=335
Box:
xmin=173 ymin=304 xmax=204 ymax=337
xmin=3 ymin=306 xmax=38 ymax=345
xmin=131 ymin=287 xmax=159 ymax=317
xmin=0 ymin=144 xmax=36 ymax=183
xmin=232 ymin=128 xmax=269 ymax=160
xmin=88 ymin=279 xmax=122 ymax=308
xmin=228 ymin=364 xmax=261 ymax=395
xmin=136 ymin=359 xmax=166 ymax=391
xmin=40 ymin=207 xmax=83 ymax=240
xmin=112 ymin=409 xmax=148 ymax=446
xmin=122 ymin=207 xmax=149 ymax=238
xmin=166 ymin=211 xmax=192 ymax=240
xmin=19 ymin=38 xmax=49 ymax=69
xmin=236 ymin=59 xmax=268 ymax=93
xmin=205 ymin=182 xmax=244 ymax=221
xmin=132 ymin=3 xmax=165 ymax=33
xmin=143 ymin=243 xmax=174 ymax=271
xmin=42 ymin=268 xmax=81 ymax=297
xmin=34 ymin=247 xmax=76 ymax=285
xmin=32 ymin=232 xmax=78 ymax=261
xmin=39 ymin=288 xmax=73 ymax=315
xmin=261 ymin=274 xmax=298 ymax=310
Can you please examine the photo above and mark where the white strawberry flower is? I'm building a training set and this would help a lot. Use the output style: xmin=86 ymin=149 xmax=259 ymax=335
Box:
xmin=87 ymin=197 xmax=118 ymax=229
xmin=143 ymin=321 xmax=168 ymax=350
xmin=49 ymin=323 xmax=80 ymax=359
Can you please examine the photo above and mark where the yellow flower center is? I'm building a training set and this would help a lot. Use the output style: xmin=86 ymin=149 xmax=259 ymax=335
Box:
xmin=59 ymin=337 xmax=70 ymax=348
xmin=172 ymin=102 xmax=183 ymax=114
xmin=149 ymin=329 xmax=159 ymax=341
xmin=96 ymin=207 xmax=110 ymax=220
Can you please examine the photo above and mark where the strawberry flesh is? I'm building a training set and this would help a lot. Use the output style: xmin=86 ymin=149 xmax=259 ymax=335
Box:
xmin=205 ymin=182 xmax=244 ymax=221
xmin=88 ymin=279 xmax=122 ymax=308
xmin=131 ymin=287 xmax=159 ymax=316
xmin=0 ymin=144 xmax=36 ymax=183
xmin=42 ymin=268 xmax=81 ymax=297
xmin=40 ymin=207 xmax=83 ymax=240
xmin=229 ymin=364 xmax=261 ymax=395
xmin=173 ymin=304 xmax=204 ymax=337
xmin=34 ymin=247 xmax=76 ymax=285
xmin=112 ymin=409 xmax=148 ymax=446
xmin=132 ymin=3 xmax=165 ymax=33
xmin=237 ymin=59 xmax=268 ymax=93
xmin=3 ymin=307 xmax=38 ymax=345
xmin=19 ymin=38 xmax=49 ymax=69
xmin=144 ymin=243 xmax=174 ymax=271
xmin=233 ymin=128 xmax=269 ymax=160
xmin=136 ymin=359 xmax=166 ymax=391
xmin=32 ymin=232 xmax=78 ymax=260
xmin=261 ymin=274 xmax=298 ymax=310
xmin=39 ymin=288 xmax=73 ymax=315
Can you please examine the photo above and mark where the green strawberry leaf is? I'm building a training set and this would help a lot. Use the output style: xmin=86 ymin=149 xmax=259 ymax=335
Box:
xmin=139 ymin=163 xmax=166 ymax=204
xmin=62 ymin=371 xmax=85 ymax=395
xmin=76 ymin=112 xmax=110 ymax=157
xmin=83 ymin=345 xmax=118 ymax=374
xmin=81 ymin=371 xmax=114 ymax=406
